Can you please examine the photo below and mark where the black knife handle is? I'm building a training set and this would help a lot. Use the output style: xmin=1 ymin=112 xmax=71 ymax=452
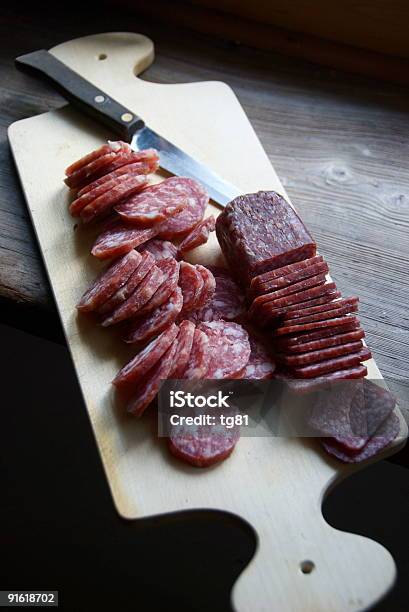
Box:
xmin=15 ymin=49 xmax=145 ymax=141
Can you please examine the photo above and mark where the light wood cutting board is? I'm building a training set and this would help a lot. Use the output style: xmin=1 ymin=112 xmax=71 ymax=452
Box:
xmin=8 ymin=32 xmax=407 ymax=612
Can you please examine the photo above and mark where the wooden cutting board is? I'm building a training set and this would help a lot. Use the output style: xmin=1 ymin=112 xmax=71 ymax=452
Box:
xmin=8 ymin=32 xmax=407 ymax=612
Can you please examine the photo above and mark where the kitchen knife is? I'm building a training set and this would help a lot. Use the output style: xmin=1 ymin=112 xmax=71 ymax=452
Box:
xmin=15 ymin=49 xmax=241 ymax=207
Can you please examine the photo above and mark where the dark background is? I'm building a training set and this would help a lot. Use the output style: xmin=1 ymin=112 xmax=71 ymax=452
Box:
xmin=0 ymin=322 xmax=408 ymax=611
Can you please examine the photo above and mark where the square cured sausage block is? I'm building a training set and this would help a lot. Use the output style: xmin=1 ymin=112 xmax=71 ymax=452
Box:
xmin=216 ymin=191 xmax=316 ymax=285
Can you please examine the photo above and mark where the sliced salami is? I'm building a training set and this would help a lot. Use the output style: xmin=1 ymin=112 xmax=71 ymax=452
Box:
xmin=194 ymin=265 xmax=216 ymax=309
xmin=137 ymin=239 xmax=178 ymax=262
xmin=179 ymin=262 xmax=204 ymax=313
xmin=275 ymin=365 xmax=368 ymax=394
xmin=199 ymin=321 xmax=251 ymax=379
xmin=76 ymin=250 xmax=141 ymax=313
xmin=321 ymin=412 xmax=399 ymax=463
xmin=250 ymin=255 xmax=324 ymax=291
xmin=91 ymin=221 xmax=158 ymax=259
xmin=283 ymin=291 xmax=342 ymax=313
xmin=178 ymin=215 xmax=216 ymax=254
xmin=282 ymin=329 xmax=365 ymax=354
xmin=80 ymin=174 xmax=148 ymax=223
xmin=188 ymin=268 xmax=246 ymax=323
xmin=138 ymin=258 xmax=180 ymax=316
xmin=184 ymin=329 xmax=210 ymax=380
xmin=241 ymin=333 xmax=276 ymax=380
xmin=257 ymin=282 xmax=338 ymax=323
xmin=251 ymin=261 xmax=329 ymax=296
xmin=279 ymin=304 xmax=358 ymax=326
xmin=251 ymin=273 xmax=327 ymax=312
xmin=97 ymin=252 xmax=155 ymax=316
xmin=116 ymin=178 xmax=189 ymax=226
xmin=157 ymin=179 xmax=208 ymax=239
xmin=65 ymin=142 xmax=120 ymax=177
xmin=77 ymin=157 xmax=158 ymax=197
xmin=274 ymin=315 xmax=360 ymax=336
xmin=113 ymin=323 xmax=179 ymax=388
xmin=168 ymin=409 xmax=240 ymax=467
xmin=284 ymin=296 xmax=359 ymax=320
xmin=275 ymin=320 xmax=361 ymax=347
xmin=169 ymin=320 xmax=196 ymax=378
xmin=101 ymin=265 xmax=164 ymax=326
xmin=124 ymin=287 xmax=183 ymax=344
xmin=127 ymin=339 xmax=179 ymax=417
xmin=277 ymin=340 xmax=364 ymax=367
xmin=293 ymin=347 xmax=371 ymax=378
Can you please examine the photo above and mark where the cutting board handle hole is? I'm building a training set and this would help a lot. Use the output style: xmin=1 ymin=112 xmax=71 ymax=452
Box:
xmin=98 ymin=53 xmax=107 ymax=61
xmin=300 ymin=560 xmax=315 ymax=574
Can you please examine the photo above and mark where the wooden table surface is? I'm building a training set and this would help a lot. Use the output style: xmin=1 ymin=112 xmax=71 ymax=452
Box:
xmin=1 ymin=5 xmax=409 ymax=384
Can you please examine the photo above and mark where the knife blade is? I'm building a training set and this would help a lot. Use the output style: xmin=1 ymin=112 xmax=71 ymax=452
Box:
xmin=15 ymin=49 xmax=241 ymax=207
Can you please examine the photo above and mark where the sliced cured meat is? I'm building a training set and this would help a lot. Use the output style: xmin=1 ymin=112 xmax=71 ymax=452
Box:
xmin=284 ymin=291 xmax=342 ymax=313
xmin=76 ymin=250 xmax=141 ymax=313
xmin=77 ymin=157 xmax=158 ymax=198
xmin=275 ymin=365 xmax=368 ymax=394
xmin=137 ymin=239 xmax=178 ymax=262
xmin=250 ymin=273 xmax=327 ymax=311
xmin=250 ymin=255 xmax=324 ymax=293
xmin=70 ymin=161 xmax=156 ymax=215
xmin=97 ymin=252 xmax=155 ymax=316
xmin=310 ymin=379 xmax=396 ymax=450
xmin=138 ymin=257 xmax=180 ymax=316
xmin=169 ymin=320 xmax=196 ymax=378
xmin=179 ymin=262 xmax=204 ymax=313
xmin=275 ymin=320 xmax=361 ymax=347
xmin=65 ymin=146 xmax=158 ymax=189
xmin=113 ymin=323 xmax=179 ymax=388
xmin=188 ymin=268 xmax=246 ymax=323
xmin=157 ymin=179 xmax=208 ymax=239
xmin=116 ymin=178 xmax=189 ymax=226
xmin=127 ymin=339 xmax=179 ymax=417
xmin=80 ymin=175 xmax=148 ymax=223
xmin=241 ymin=333 xmax=276 ymax=380
xmin=199 ymin=321 xmax=251 ymax=380
xmin=292 ymin=347 xmax=371 ymax=378
xmin=284 ymin=296 xmax=359 ymax=320
xmin=274 ymin=315 xmax=360 ymax=336
xmin=91 ymin=221 xmax=158 ymax=259
xmin=101 ymin=265 xmax=164 ymax=326
xmin=321 ymin=412 xmax=399 ymax=463
xmin=282 ymin=329 xmax=365 ymax=354
xmin=194 ymin=266 xmax=216 ymax=309
xmin=178 ymin=215 xmax=216 ymax=254
xmin=279 ymin=304 xmax=358 ymax=326
xmin=184 ymin=329 xmax=210 ymax=380
xmin=257 ymin=282 xmax=338 ymax=323
xmin=251 ymin=261 xmax=329 ymax=296
xmin=216 ymin=191 xmax=316 ymax=284
xmin=125 ymin=287 xmax=183 ymax=344
xmin=168 ymin=409 xmax=240 ymax=467
xmin=65 ymin=142 xmax=120 ymax=177
xmin=277 ymin=340 xmax=364 ymax=366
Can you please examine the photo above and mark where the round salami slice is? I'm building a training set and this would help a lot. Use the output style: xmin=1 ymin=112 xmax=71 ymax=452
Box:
xmin=91 ymin=221 xmax=158 ymax=260
xmin=127 ymin=338 xmax=179 ymax=417
xmin=113 ymin=323 xmax=179 ymax=388
xmin=256 ymin=282 xmax=338 ymax=324
xmin=138 ymin=258 xmax=180 ymax=316
xmin=157 ymin=179 xmax=208 ymax=239
xmin=250 ymin=255 xmax=324 ymax=292
xmin=283 ymin=329 xmax=365 ymax=354
xmin=251 ymin=261 xmax=329 ymax=297
xmin=65 ymin=141 xmax=132 ymax=188
xmin=76 ymin=250 xmax=141 ymax=313
xmin=101 ymin=265 xmax=164 ymax=326
xmin=168 ymin=410 xmax=240 ymax=467
xmin=241 ymin=333 xmax=276 ymax=380
xmin=189 ymin=268 xmax=246 ymax=323
xmin=97 ymin=252 xmax=155 ymax=316
xmin=178 ymin=215 xmax=216 ymax=254
xmin=321 ymin=412 xmax=399 ymax=463
xmin=80 ymin=174 xmax=148 ymax=223
xmin=116 ymin=177 xmax=189 ymax=226
xmin=77 ymin=157 xmax=158 ymax=198
xmin=65 ymin=142 xmax=118 ymax=177
xmin=169 ymin=320 xmax=196 ymax=378
xmin=284 ymin=296 xmax=359 ymax=320
xmin=179 ymin=262 xmax=204 ymax=313
xmin=137 ymin=239 xmax=178 ymax=262
xmin=194 ymin=266 xmax=216 ymax=310
xmin=251 ymin=273 xmax=327 ymax=312
xmin=184 ymin=329 xmax=210 ymax=380
xmin=199 ymin=321 xmax=251 ymax=380
xmin=125 ymin=287 xmax=183 ymax=344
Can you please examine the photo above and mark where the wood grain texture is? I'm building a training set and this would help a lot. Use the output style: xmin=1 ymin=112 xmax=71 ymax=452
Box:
xmin=1 ymin=5 xmax=409 ymax=386
xmin=8 ymin=31 xmax=407 ymax=612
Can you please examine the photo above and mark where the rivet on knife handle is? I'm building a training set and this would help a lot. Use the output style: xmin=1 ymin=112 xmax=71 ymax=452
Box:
xmin=15 ymin=49 xmax=145 ymax=141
